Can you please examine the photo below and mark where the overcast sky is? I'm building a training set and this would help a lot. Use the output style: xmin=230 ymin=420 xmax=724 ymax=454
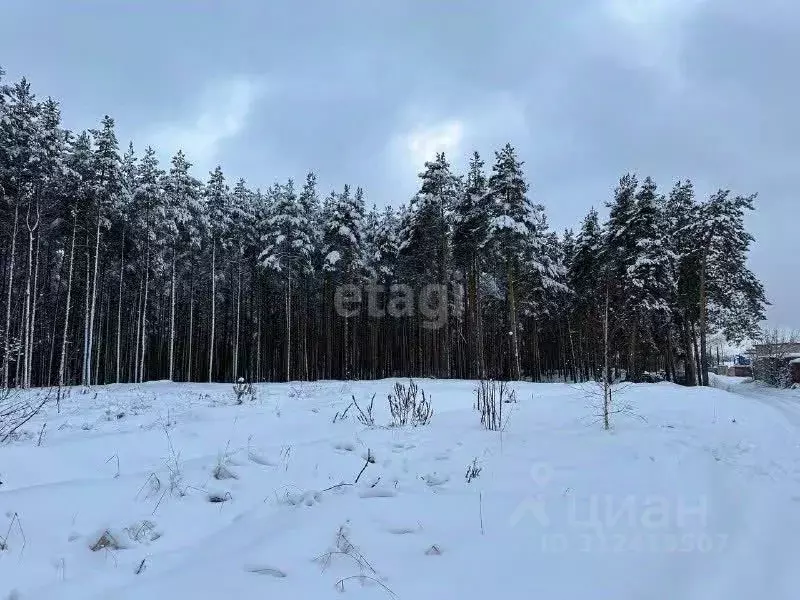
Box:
xmin=1 ymin=0 xmax=796 ymax=329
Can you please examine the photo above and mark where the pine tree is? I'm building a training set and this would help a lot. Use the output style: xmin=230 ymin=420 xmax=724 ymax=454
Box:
xmin=131 ymin=147 xmax=164 ymax=382
xmin=84 ymin=115 xmax=122 ymax=385
xmin=57 ymin=132 xmax=93 ymax=389
xmin=322 ymin=183 xmax=365 ymax=378
xmin=163 ymin=150 xmax=203 ymax=380
xmin=662 ymin=180 xmax=699 ymax=384
xmin=452 ymin=151 xmax=490 ymax=378
xmin=486 ymin=143 xmax=538 ymax=379
xmin=603 ymin=173 xmax=639 ymax=379
xmin=260 ymin=178 xmax=316 ymax=381
xmin=692 ymin=190 xmax=767 ymax=384
xmin=568 ymin=208 xmax=603 ymax=379
xmin=0 ymin=78 xmax=41 ymax=387
xmin=204 ymin=166 xmax=229 ymax=382
xmin=624 ymin=176 xmax=672 ymax=380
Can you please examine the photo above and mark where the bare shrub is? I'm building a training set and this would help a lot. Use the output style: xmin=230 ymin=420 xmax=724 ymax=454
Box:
xmin=232 ymin=378 xmax=255 ymax=404
xmin=474 ymin=380 xmax=514 ymax=431
xmin=288 ymin=382 xmax=321 ymax=400
xmin=123 ymin=520 xmax=161 ymax=544
xmin=332 ymin=402 xmax=352 ymax=423
xmin=1 ymin=387 xmax=49 ymax=444
xmin=0 ymin=512 xmax=25 ymax=553
xmin=580 ymin=378 xmax=640 ymax=430
xmin=90 ymin=530 xmax=124 ymax=552
xmin=212 ymin=459 xmax=238 ymax=480
xmin=164 ymin=428 xmax=186 ymax=496
xmin=138 ymin=427 xmax=186 ymax=512
xmin=319 ymin=448 xmax=375 ymax=494
xmin=388 ymin=380 xmax=432 ymax=427
xmin=314 ymin=523 xmax=397 ymax=598
xmin=465 ymin=458 xmax=482 ymax=483
xmin=336 ymin=394 xmax=376 ymax=426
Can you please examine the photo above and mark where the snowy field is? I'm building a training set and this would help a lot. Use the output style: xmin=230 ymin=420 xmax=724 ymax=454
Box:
xmin=2 ymin=378 xmax=800 ymax=599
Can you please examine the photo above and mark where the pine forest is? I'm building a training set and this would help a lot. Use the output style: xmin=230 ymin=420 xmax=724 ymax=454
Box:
xmin=0 ymin=70 xmax=768 ymax=389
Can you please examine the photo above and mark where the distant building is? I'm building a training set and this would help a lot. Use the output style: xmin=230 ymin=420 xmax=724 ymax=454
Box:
xmin=749 ymin=342 xmax=800 ymax=356
xmin=747 ymin=342 xmax=800 ymax=386
xmin=727 ymin=365 xmax=753 ymax=377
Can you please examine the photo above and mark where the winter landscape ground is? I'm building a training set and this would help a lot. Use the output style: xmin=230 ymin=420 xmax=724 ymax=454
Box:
xmin=1 ymin=378 xmax=800 ymax=600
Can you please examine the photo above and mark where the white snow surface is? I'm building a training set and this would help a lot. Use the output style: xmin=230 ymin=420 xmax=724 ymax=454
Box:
xmin=2 ymin=379 xmax=800 ymax=599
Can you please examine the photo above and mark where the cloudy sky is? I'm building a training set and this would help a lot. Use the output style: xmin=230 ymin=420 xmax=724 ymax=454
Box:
xmin=2 ymin=0 xmax=796 ymax=329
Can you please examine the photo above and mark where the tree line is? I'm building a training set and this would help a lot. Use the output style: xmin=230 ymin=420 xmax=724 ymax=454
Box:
xmin=0 ymin=70 xmax=767 ymax=388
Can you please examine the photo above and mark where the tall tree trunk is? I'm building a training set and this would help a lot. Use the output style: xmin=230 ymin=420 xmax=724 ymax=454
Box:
xmin=698 ymin=247 xmax=710 ymax=386
xmin=134 ymin=277 xmax=143 ymax=382
xmin=23 ymin=198 xmax=39 ymax=388
xmin=507 ymin=258 xmax=521 ymax=380
xmin=168 ymin=245 xmax=176 ymax=380
xmin=187 ymin=277 xmax=194 ymax=382
xmin=116 ymin=229 xmax=125 ymax=383
xmin=139 ymin=242 xmax=150 ymax=383
xmin=3 ymin=202 xmax=19 ymax=388
xmin=82 ymin=230 xmax=91 ymax=386
xmin=59 ymin=210 xmax=78 ymax=393
xmin=256 ymin=278 xmax=261 ymax=381
xmin=209 ymin=241 xmax=216 ymax=382
xmin=691 ymin=321 xmax=702 ymax=386
xmin=475 ymin=259 xmax=485 ymax=379
xmin=27 ymin=226 xmax=41 ymax=387
xmin=285 ymin=270 xmax=292 ymax=382
xmin=681 ymin=317 xmax=696 ymax=386
xmin=233 ymin=253 xmax=241 ymax=379
xmin=603 ymin=285 xmax=611 ymax=431
xmin=86 ymin=211 xmax=102 ymax=386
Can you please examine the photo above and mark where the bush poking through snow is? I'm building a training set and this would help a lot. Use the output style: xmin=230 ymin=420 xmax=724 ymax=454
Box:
xmin=474 ymin=380 xmax=514 ymax=431
xmin=425 ymin=544 xmax=442 ymax=556
xmin=213 ymin=461 xmax=238 ymax=480
xmin=0 ymin=512 xmax=24 ymax=553
xmin=315 ymin=524 xmax=397 ymax=598
xmin=137 ymin=427 xmax=186 ymax=511
xmin=1 ymin=387 xmax=49 ymax=444
xmin=212 ymin=443 xmax=239 ymax=480
xmin=332 ymin=402 xmax=352 ymax=423
xmin=465 ymin=458 xmax=482 ymax=483
xmin=339 ymin=394 xmax=376 ymax=426
xmin=388 ymin=380 xmax=433 ymax=427
xmin=123 ymin=520 xmax=161 ymax=544
xmin=232 ymin=378 xmax=254 ymax=404
xmin=208 ymin=491 xmax=232 ymax=503
xmin=90 ymin=530 xmax=124 ymax=552
xmin=134 ymin=558 xmax=147 ymax=575
xmin=164 ymin=429 xmax=186 ymax=497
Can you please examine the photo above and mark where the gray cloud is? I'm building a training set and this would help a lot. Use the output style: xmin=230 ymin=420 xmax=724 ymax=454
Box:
xmin=1 ymin=0 xmax=795 ymax=328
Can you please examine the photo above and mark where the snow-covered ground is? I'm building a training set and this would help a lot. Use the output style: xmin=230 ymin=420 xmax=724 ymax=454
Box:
xmin=2 ymin=378 xmax=800 ymax=599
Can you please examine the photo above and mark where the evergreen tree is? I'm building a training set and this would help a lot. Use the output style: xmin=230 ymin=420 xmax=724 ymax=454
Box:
xmin=260 ymin=178 xmax=316 ymax=380
xmin=204 ymin=166 xmax=229 ymax=382
xmin=163 ymin=150 xmax=204 ymax=380
xmin=84 ymin=115 xmax=122 ymax=385
xmin=486 ymin=143 xmax=538 ymax=379
xmin=692 ymin=190 xmax=767 ymax=384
